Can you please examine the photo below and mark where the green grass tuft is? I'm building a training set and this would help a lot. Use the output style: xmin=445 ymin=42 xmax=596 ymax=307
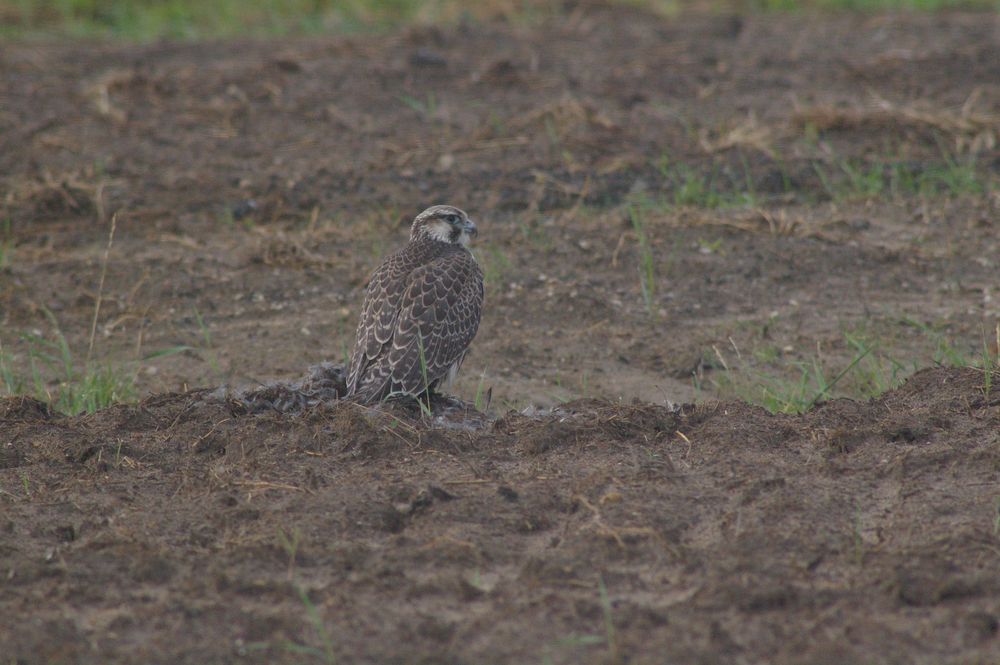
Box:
xmin=473 ymin=368 xmax=491 ymax=411
xmin=652 ymin=150 xmax=992 ymax=209
xmin=1 ymin=328 xmax=135 ymax=415
xmin=477 ymin=245 xmax=512 ymax=287
xmin=0 ymin=219 xmax=13 ymax=270
xmin=398 ymin=92 xmax=438 ymax=120
xmin=0 ymin=0 xmax=455 ymax=40
xmin=815 ymin=156 xmax=987 ymax=202
xmin=1 ymin=312 xmax=199 ymax=415
xmin=284 ymin=585 xmax=337 ymax=664
xmin=705 ymin=321 xmax=995 ymax=414
xmin=414 ymin=333 xmax=433 ymax=417
xmin=655 ymin=155 xmax=759 ymax=209
xmin=734 ymin=347 xmax=876 ymax=414
xmin=628 ymin=201 xmax=657 ymax=315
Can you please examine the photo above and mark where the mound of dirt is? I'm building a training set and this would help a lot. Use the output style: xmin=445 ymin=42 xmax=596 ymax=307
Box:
xmin=2 ymin=366 xmax=999 ymax=663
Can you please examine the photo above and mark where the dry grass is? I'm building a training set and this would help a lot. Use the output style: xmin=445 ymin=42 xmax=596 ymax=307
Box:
xmin=698 ymin=113 xmax=777 ymax=159
xmin=794 ymin=89 xmax=1000 ymax=155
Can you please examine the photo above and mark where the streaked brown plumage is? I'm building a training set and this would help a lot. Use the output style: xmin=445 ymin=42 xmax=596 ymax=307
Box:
xmin=346 ymin=205 xmax=484 ymax=404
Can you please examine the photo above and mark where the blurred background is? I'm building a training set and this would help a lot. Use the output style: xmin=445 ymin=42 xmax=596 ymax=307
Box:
xmin=2 ymin=0 xmax=997 ymax=40
xmin=1 ymin=0 xmax=998 ymax=415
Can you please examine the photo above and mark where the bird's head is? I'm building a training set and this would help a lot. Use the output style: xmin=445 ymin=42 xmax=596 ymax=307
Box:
xmin=409 ymin=205 xmax=478 ymax=246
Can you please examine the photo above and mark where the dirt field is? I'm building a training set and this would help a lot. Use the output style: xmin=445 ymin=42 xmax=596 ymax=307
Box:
xmin=2 ymin=4 xmax=1000 ymax=663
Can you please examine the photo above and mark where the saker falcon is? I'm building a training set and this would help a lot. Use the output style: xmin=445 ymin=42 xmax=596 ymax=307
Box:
xmin=346 ymin=205 xmax=484 ymax=404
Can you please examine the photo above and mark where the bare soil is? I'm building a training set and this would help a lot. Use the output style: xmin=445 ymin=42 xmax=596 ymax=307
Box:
xmin=2 ymin=5 xmax=1000 ymax=663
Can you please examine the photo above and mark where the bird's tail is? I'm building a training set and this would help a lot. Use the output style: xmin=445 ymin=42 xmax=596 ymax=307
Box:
xmin=345 ymin=380 xmax=389 ymax=406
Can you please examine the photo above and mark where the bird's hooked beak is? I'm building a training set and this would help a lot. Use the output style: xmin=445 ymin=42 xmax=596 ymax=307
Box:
xmin=464 ymin=219 xmax=478 ymax=239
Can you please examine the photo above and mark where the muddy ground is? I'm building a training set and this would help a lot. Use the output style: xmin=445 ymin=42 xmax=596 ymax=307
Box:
xmin=2 ymin=4 xmax=1000 ymax=663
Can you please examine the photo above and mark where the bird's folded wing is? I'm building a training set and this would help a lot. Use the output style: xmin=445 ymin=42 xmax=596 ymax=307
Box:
xmin=347 ymin=254 xmax=411 ymax=392
xmin=383 ymin=255 xmax=484 ymax=395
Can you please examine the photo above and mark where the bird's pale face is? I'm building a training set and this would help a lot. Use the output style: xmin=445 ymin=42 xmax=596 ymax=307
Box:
xmin=410 ymin=205 xmax=478 ymax=246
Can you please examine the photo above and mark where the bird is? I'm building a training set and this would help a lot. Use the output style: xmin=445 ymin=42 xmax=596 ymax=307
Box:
xmin=346 ymin=204 xmax=484 ymax=405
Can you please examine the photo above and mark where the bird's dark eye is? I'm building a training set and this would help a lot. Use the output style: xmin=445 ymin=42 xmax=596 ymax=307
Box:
xmin=446 ymin=214 xmax=459 ymax=224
